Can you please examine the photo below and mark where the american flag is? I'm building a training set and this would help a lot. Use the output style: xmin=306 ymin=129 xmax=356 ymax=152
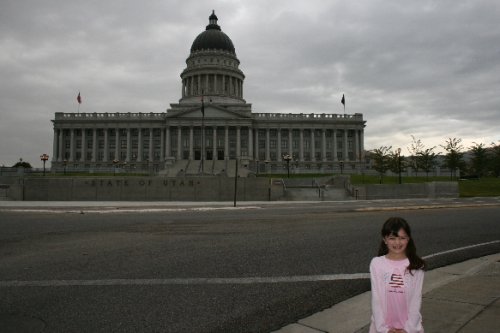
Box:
xmin=389 ymin=273 xmax=404 ymax=288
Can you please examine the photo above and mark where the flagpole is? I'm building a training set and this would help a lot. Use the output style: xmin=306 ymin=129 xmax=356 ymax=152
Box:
xmin=201 ymin=90 xmax=205 ymax=175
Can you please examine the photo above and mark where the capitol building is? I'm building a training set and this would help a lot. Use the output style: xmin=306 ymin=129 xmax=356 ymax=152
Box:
xmin=51 ymin=11 xmax=366 ymax=176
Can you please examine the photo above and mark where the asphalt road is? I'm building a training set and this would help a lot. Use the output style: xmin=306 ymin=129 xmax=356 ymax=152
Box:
xmin=1 ymin=201 xmax=499 ymax=332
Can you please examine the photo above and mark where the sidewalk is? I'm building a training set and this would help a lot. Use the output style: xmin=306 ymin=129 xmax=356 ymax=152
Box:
xmin=271 ymin=253 xmax=500 ymax=333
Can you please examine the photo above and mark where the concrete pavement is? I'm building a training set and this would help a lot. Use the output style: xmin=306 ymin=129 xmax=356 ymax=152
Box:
xmin=271 ymin=253 xmax=500 ymax=333
xmin=2 ymin=199 xmax=499 ymax=332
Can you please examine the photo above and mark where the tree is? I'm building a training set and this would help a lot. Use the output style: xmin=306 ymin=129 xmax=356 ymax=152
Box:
xmin=489 ymin=141 xmax=500 ymax=177
xmin=469 ymin=142 xmax=488 ymax=177
xmin=407 ymin=135 xmax=425 ymax=174
xmin=371 ymin=146 xmax=392 ymax=183
xmin=417 ymin=147 xmax=439 ymax=180
xmin=12 ymin=158 xmax=32 ymax=169
xmin=440 ymin=138 xmax=464 ymax=180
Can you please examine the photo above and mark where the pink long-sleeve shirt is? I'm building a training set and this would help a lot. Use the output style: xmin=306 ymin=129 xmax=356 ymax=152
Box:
xmin=369 ymin=256 xmax=424 ymax=333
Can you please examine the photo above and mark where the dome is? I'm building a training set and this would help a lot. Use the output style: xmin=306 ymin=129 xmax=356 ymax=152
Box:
xmin=190 ymin=11 xmax=235 ymax=55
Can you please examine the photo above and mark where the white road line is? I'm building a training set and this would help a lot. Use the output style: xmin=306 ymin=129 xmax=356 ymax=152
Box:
xmin=0 ymin=274 xmax=370 ymax=288
xmin=3 ymin=206 xmax=262 ymax=214
xmin=422 ymin=240 xmax=500 ymax=259
xmin=0 ymin=241 xmax=498 ymax=288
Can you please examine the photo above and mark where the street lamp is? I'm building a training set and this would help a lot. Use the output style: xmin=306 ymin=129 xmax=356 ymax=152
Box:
xmin=339 ymin=161 xmax=344 ymax=174
xmin=40 ymin=154 xmax=49 ymax=176
xmin=63 ymin=159 xmax=68 ymax=175
xmin=397 ymin=148 xmax=402 ymax=184
xmin=282 ymin=154 xmax=292 ymax=178
xmin=112 ymin=159 xmax=119 ymax=176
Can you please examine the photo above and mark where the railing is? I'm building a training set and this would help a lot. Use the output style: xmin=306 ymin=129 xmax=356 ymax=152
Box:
xmin=55 ymin=112 xmax=165 ymax=120
xmin=253 ymin=113 xmax=363 ymax=120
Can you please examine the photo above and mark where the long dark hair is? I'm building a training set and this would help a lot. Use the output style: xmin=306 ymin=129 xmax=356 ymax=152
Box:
xmin=378 ymin=217 xmax=425 ymax=273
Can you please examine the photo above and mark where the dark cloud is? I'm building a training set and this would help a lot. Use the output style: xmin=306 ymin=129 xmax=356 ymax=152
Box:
xmin=1 ymin=0 xmax=499 ymax=167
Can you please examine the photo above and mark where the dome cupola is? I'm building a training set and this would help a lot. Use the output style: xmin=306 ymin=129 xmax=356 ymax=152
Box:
xmin=190 ymin=10 xmax=235 ymax=55
xmin=180 ymin=11 xmax=245 ymax=104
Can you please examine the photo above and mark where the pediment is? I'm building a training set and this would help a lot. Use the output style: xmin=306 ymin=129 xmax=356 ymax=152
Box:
xmin=167 ymin=105 xmax=250 ymax=119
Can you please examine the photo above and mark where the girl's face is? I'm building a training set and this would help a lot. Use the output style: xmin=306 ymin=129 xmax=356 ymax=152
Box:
xmin=384 ymin=228 xmax=409 ymax=259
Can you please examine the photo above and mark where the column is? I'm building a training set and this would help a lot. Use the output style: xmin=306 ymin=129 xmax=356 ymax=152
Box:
xmin=160 ymin=128 xmax=165 ymax=161
xmin=165 ymin=126 xmax=170 ymax=159
xmin=322 ymin=129 xmax=326 ymax=162
xmin=137 ymin=129 xmax=143 ymax=162
xmin=333 ymin=129 xmax=338 ymax=161
xmin=310 ymin=129 xmax=315 ymax=162
xmin=344 ymin=129 xmax=349 ymax=161
xmin=177 ymin=126 xmax=182 ymax=160
xmin=224 ymin=126 xmax=229 ymax=159
xmin=91 ymin=128 xmax=97 ymax=162
xmin=189 ymin=126 xmax=194 ymax=160
xmin=355 ymin=130 xmax=360 ymax=161
xmin=299 ymin=129 xmax=304 ymax=161
xmin=214 ymin=74 xmax=217 ymax=93
xmin=103 ymin=129 xmax=109 ymax=162
xmin=148 ymin=128 xmax=154 ymax=162
xmin=360 ymin=129 xmax=365 ymax=159
xmin=236 ymin=126 xmax=241 ymax=157
xmin=58 ymin=129 xmax=63 ymax=162
xmin=81 ymin=129 xmax=86 ymax=162
xmin=70 ymin=129 xmax=75 ymax=162
xmin=254 ymin=129 xmax=259 ymax=160
xmin=198 ymin=75 xmax=202 ymax=95
xmin=288 ymin=129 xmax=293 ymax=156
xmin=126 ymin=128 xmax=131 ymax=162
xmin=115 ymin=129 xmax=119 ymax=161
xmin=222 ymin=76 xmax=226 ymax=94
xmin=52 ymin=128 xmax=58 ymax=162
xmin=212 ymin=126 xmax=217 ymax=159
xmin=265 ymin=128 xmax=270 ymax=161
xmin=277 ymin=128 xmax=282 ymax=159
xmin=248 ymin=127 xmax=253 ymax=159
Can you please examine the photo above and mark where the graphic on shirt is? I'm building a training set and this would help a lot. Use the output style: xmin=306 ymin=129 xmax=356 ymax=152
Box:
xmin=389 ymin=273 xmax=404 ymax=288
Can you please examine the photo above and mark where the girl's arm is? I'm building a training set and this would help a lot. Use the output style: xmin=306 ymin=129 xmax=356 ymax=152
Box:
xmin=404 ymin=270 xmax=424 ymax=333
xmin=370 ymin=259 xmax=390 ymax=333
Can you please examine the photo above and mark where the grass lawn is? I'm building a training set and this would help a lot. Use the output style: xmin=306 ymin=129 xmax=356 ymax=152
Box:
xmin=458 ymin=177 xmax=500 ymax=197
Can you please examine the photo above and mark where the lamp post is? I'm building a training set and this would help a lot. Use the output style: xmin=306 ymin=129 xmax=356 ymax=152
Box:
xmin=282 ymin=154 xmax=292 ymax=178
xmin=63 ymin=159 xmax=67 ymax=175
xmin=255 ymin=160 xmax=259 ymax=175
xmin=40 ymin=154 xmax=49 ymax=176
xmin=397 ymin=148 xmax=402 ymax=184
xmin=112 ymin=159 xmax=119 ymax=176
xmin=339 ymin=161 xmax=344 ymax=174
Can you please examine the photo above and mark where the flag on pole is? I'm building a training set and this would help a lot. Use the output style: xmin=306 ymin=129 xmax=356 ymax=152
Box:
xmin=341 ymin=94 xmax=345 ymax=112
xmin=77 ymin=92 xmax=82 ymax=104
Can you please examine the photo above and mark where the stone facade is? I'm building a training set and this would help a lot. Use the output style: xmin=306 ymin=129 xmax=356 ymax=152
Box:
xmin=51 ymin=11 xmax=366 ymax=176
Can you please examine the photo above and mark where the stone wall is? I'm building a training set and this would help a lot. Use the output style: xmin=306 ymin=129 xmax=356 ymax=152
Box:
xmin=5 ymin=177 xmax=270 ymax=201
xmin=352 ymin=181 xmax=459 ymax=200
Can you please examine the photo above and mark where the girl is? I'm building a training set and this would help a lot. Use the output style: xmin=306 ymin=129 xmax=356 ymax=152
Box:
xmin=369 ymin=217 xmax=425 ymax=333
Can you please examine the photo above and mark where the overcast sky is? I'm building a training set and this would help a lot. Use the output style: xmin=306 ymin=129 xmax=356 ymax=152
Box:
xmin=1 ymin=0 xmax=499 ymax=167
